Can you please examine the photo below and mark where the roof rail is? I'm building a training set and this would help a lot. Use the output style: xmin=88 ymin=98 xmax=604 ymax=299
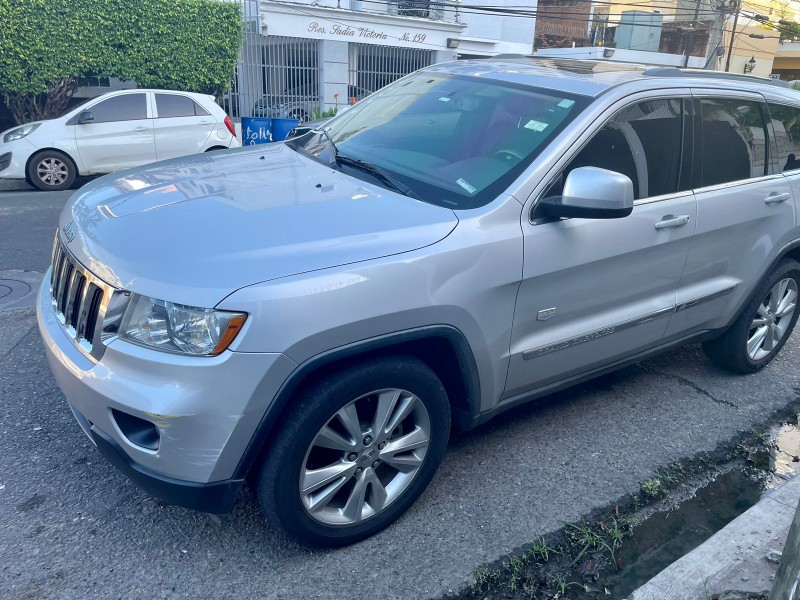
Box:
xmin=643 ymin=67 xmax=791 ymax=88
xmin=491 ymin=53 xmax=533 ymax=59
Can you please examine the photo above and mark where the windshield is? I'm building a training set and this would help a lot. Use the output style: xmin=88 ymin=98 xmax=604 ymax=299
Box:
xmin=287 ymin=72 xmax=589 ymax=209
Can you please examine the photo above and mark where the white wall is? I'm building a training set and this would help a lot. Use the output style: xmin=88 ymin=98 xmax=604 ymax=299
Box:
xmin=457 ymin=0 xmax=536 ymax=56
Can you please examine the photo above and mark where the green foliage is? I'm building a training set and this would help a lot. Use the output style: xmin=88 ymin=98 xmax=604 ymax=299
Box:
xmin=0 ymin=0 xmax=242 ymax=122
xmin=641 ymin=478 xmax=662 ymax=498
xmin=311 ymin=106 xmax=339 ymax=120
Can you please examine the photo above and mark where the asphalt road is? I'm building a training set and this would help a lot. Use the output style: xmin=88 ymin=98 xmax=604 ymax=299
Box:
xmin=2 ymin=187 xmax=800 ymax=599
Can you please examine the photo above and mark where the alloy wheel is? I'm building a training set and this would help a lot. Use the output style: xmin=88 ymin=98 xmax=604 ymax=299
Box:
xmin=299 ymin=388 xmax=431 ymax=526
xmin=36 ymin=157 xmax=68 ymax=186
xmin=747 ymin=277 xmax=798 ymax=360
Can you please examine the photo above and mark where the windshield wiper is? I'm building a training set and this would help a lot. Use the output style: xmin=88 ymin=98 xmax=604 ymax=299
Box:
xmin=320 ymin=126 xmax=339 ymax=166
xmin=336 ymin=154 xmax=422 ymax=200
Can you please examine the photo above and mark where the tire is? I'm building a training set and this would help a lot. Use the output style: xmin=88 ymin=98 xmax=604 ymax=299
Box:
xmin=27 ymin=150 xmax=77 ymax=191
xmin=703 ymin=258 xmax=800 ymax=373
xmin=256 ymin=356 xmax=450 ymax=547
xmin=289 ymin=109 xmax=308 ymax=123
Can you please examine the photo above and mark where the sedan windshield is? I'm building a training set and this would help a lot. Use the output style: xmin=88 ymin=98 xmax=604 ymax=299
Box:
xmin=287 ymin=72 xmax=589 ymax=209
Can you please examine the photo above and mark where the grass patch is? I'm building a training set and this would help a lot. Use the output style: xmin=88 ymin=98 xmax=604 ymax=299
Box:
xmin=443 ymin=404 xmax=799 ymax=600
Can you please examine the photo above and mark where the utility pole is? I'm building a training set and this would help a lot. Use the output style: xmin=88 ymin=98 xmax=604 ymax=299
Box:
xmin=703 ymin=0 xmax=728 ymax=69
xmin=769 ymin=497 xmax=800 ymax=600
xmin=725 ymin=0 xmax=740 ymax=72
xmin=683 ymin=0 xmax=703 ymax=68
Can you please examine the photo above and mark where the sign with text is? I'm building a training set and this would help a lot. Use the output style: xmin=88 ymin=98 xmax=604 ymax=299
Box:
xmin=266 ymin=9 xmax=460 ymax=50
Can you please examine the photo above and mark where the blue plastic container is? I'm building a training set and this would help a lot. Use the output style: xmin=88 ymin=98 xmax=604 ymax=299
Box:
xmin=241 ymin=117 xmax=272 ymax=145
xmin=271 ymin=118 xmax=300 ymax=142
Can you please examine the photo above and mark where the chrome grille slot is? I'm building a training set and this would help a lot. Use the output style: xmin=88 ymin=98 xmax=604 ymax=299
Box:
xmin=49 ymin=233 xmax=120 ymax=362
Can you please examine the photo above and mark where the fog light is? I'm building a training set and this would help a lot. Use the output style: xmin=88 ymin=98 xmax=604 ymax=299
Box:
xmin=112 ymin=409 xmax=160 ymax=451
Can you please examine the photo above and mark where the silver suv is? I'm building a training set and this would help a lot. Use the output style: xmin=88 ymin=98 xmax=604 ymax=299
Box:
xmin=38 ymin=59 xmax=800 ymax=547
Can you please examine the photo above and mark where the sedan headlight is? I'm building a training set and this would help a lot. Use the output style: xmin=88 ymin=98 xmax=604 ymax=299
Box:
xmin=121 ymin=295 xmax=246 ymax=356
xmin=3 ymin=123 xmax=41 ymax=143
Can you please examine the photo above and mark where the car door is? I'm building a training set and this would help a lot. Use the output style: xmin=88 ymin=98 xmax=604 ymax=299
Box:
xmin=665 ymin=92 xmax=796 ymax=339
xmin=766 ymin=100 xmax=800 ymax=226
xmin=505 ymin=94 xmax=697 ymax=399
xmin=153 ymin=93 xmax=215 ymax=160
xmin=73 ymin=92 xmax=156 ymax=173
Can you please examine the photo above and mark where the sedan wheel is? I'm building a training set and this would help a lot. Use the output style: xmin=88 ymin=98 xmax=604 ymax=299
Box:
xmin=27 ymin=150 xmax=77 ymax=191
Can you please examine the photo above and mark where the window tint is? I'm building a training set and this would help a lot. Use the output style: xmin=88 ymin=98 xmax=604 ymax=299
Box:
xmin=768 ymin=103 xmax=800 ymax=172
xmin=155 ymin=93 xmax=209 ymax=118
xmin=699 ymin=99 xmax=767 ymax=187
xmin=89 ymin=94 xmax=147 ymax=123
xmin=546 ymin=99 xmax=686 ymax=201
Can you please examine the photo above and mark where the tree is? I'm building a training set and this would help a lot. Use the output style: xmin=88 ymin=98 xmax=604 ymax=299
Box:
xmin=0 ymin=0 xmax=242 ymax=124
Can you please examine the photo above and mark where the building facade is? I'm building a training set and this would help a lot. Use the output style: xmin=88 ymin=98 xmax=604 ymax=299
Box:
xmin=223 ymin=0 xmax=536 ymax=120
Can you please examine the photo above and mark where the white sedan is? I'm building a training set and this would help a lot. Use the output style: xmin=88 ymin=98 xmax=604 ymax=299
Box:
xmin=0 ymin=89 xmax=240 ymax=191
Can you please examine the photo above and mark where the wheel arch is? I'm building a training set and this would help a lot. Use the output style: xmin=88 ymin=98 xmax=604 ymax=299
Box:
xmin=717 ymin=239 xmax=800 ymax=334
xmin=233 ymin=325 xmax=481 ymax=480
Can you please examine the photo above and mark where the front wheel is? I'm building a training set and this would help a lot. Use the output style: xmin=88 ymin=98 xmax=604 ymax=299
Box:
xmin=703 ymin=258 xmax=800 ymax=373
xmin=27 ymin=150 xmax=77 ymax=191
xmin=256 ymin=356 xmax=450 ymax=547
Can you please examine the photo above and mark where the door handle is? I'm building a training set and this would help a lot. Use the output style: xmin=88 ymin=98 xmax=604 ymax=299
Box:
xmin=199 ymin=121 xmax=213 ymax=125
xmin=765 ymin=192 xmax=791 ymax=204
xmin=655 ymin=214 xmax=691 ymax=230
xmin=132 ymin=127 xmax=149 ymax=133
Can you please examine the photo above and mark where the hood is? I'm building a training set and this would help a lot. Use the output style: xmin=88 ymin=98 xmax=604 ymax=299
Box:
xmin=59 ymin=144 xmax=458 ymax=307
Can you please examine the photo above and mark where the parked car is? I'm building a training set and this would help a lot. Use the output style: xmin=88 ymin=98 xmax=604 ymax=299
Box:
xmin=253 ymin=85 xmax=373 ymax=122
xmin=253 ymin=85 xmax=318 ymax=122
xmin=38 ymin=59 xmax=800 ymax=548
xmin=0 ymin=89 xmax=240 ymax=191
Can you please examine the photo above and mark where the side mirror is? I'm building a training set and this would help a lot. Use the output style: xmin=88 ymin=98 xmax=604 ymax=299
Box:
xmin=534 ymin=166 xmax=634 ymax=220
xmin=76 ymin=111 xmax=94 ymax=124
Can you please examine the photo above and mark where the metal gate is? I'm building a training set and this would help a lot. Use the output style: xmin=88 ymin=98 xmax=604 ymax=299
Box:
xmin=222 ymin=2 xmax=321 ymax=121
xmin=348 ymin=44 xmax=435 ymax=98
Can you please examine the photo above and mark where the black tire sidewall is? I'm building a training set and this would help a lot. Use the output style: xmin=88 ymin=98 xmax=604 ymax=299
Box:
xmin=27 ymin=151 xmax=76 ymax=191
xmin=257 ymin=356 xmax=450 ymax=547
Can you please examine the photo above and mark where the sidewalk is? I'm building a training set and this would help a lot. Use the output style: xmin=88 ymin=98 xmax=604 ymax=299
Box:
xmin=629 ymin=477 xmax=800 ymax=599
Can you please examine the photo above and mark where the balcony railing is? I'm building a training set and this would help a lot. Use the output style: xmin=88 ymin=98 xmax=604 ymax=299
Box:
xmin=387 ymin=0 xmax=445 ymax=20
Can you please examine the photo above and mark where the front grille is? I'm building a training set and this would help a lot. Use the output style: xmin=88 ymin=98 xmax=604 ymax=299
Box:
xmin=50 ymin=234 xmax=121 ymax=361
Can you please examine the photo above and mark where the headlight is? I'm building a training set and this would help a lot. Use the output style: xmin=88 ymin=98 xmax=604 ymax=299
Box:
xmin=121 ymin=295 xmax=246 ymax=356
xmin=3 ymin=123 xmax=41 ymax=143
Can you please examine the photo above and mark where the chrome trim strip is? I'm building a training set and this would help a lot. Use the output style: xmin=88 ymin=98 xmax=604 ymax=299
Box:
xmin=693 ymin=174 xmax=785 ymax=195
xmin=523 ymin=285 xmax=737 ymax=359
xmin=523 ymin=306 xmax=674 ymax=359
xmin=675 ymin=284 xmax=736 ymax=312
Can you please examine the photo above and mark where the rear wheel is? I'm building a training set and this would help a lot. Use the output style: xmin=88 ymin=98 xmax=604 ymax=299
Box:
xmin=256 ymin=356 xmax=450 ymax=547
xmin=27 ymin=150 xmax=76 ymax=191
xmin=703 ymin=259 xmax=800 ymax=373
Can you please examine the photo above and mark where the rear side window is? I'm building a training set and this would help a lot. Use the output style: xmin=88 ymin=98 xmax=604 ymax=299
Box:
xmin=89 ymin=94 xmax=147 ymax=123
xmin=698 ymin=99 xmax=767 ymax=187
xmin=768 ymin=103 xmax=800 ymax=172
xmin=546 ymin=98 xmax=687 ymax=201
xmin=155 ymin=94 xmax=210 ymax=118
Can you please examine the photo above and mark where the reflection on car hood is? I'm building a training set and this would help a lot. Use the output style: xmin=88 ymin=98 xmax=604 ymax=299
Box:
xmin=60 ymin=144 xmax=459 ymax=307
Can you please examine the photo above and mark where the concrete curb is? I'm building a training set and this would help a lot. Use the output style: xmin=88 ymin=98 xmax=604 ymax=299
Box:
xmin=628 ymin=477 xmax=800 ymax=599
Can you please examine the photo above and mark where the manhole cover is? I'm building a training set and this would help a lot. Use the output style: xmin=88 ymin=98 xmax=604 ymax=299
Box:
xmin=0 ymin=279 xmax=32 ymax=306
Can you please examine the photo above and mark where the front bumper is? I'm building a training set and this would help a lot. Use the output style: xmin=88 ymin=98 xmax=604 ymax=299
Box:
xmin=36 ymin=272 xmax=297 ymax=512
xmin=0 ymin=139 xmax=34 ymax=178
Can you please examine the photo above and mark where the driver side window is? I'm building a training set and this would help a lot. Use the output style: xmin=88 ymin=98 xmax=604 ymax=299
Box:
xmin=545 ymin=98 xmax=688 ymax=201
